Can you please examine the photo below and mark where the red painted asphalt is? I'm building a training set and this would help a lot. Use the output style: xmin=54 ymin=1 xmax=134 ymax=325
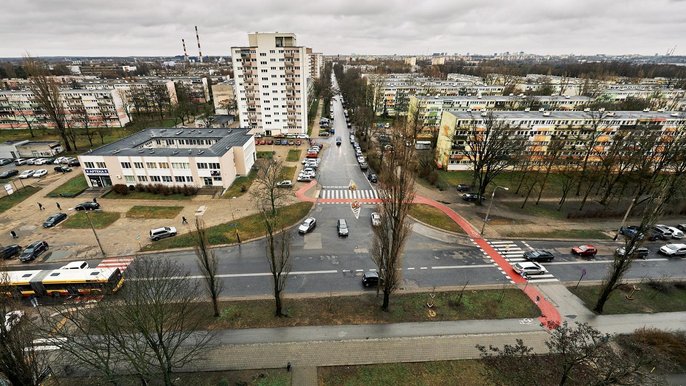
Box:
xmin=295 ymin=179 xmax=562 ymax=329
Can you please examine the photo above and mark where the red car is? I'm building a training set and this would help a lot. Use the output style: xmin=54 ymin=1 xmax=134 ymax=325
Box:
xmin=571 ymin=244 xmax=597 ymax=257
xmin=306 ymin=152 xmax=319 ymax=159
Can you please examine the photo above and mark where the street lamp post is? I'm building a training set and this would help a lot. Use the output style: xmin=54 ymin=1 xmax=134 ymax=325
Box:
xmin=481 ymin=186 xmax=509 ymax=235
xmin=84 ymin=210 xmax=105 ymax=256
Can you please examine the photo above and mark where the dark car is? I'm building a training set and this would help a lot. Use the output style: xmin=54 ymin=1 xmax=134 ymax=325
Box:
xmin=523 ymin=250 xmax=555 ymax=262
xmin=647 ymin=229 xmax=669 ymax=241
xmin=0 ymin=245 xmax=22 ymax=260
xmin=456 ymin=184 xmax=473 ymax=192
xmin=54 ymin=166 xmax=72 ymax=173
xmin=0 ymin=158 xmax=12 ymax=166
xmin=0 ymin=169 xmax=19 ymax=179
xmin=335 ymin=136 xmax=342 ymax=146
xmin=615 ymin=246 xmax=649 ymax=259
xmin=367 ymin=173 xmax=378 ymax=183
xmin=75 ymin=202 xmax=100 ymax=211
xmin=619 ymin=226 xmax=644 ymax=240
xmin=462 ymin=193 xmax=486 ymax=202
xmin=67 ymin=159 xmax=80 ymax=166
xmin=362 ymin=271 xmax=381 ymax=287
xmin=19 ymin=241 xmax=49 ymax=262
xmin=43 ymin=213 xmax=67 ymax=228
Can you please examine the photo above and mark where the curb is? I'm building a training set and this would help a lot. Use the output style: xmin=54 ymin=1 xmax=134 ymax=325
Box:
xmin=408 ymin=215 xmax=470 ymax=239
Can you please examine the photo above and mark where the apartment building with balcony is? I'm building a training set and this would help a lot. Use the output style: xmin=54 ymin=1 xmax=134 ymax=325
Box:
xmin=306 ymin=49 xmax=324 ymax=80
xmin=0 ymin=88 xmax=130 ymax=130
xmin=78 ymin=127 xmax=255 ymax=189
xmin=435 ymin=110 xmax=685 ymax=171
xmin=231 ymin=32 xmax=309 ymax=136
xmin=212 ymin=80 xmax=236 ymax=115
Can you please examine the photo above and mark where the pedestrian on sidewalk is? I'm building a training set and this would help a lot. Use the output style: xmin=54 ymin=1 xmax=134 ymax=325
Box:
xmin=56 ymin=202 xmax=61 ymax=211
xmin=93 ymin=197 xmax=97 ymax=204
xmin=286 ymin=362 xmax=291 ymax=372
xmin=182 ymin=216 xmax=188 ymax=224
xmin=10 ymin=230 xmax=17 ymax=239
xmin=38 ymin=202 xmax=44 ymax=211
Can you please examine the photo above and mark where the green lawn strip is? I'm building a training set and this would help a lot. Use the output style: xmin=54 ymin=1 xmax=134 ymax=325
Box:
xmin=501 ymin=200 xmax=569 ymax=221
xmin=436 ymin=170 xmax=571 ymax=198
xmin=0 ymin=186 xmax=41 ymax=214
xmin=319 ymin=360 xmax=491 ymax=386
xmin=223 ymin=169 xmax=258 ymax=198
xmin=257 ymin=151 xmax=275 ymax=159
xmin=126 ymin=205 xmax=183 ymax=219
xmin=286 ymin=149 xmax=301 ymax=162
xmin=62 ymin=211 xmax=120 ymax=229
xmin=104 ymin=190 xmax=191 ymax=200
xmin=569 ymin=283 xmax=686 ymax=314
xmin=279 ymin=166 xmax=296 ymax=181
xmin=503 ymin=228 xmax=609 ymax=239
xmin=409 ymin=204 xmax=465 ymax=234
xmin=63 ymin=369 xmax=289 ymax=386
xmin=203 ymin=289 xmax=539 ymax=329
xmin=46 ymin=174 xmax=89 ymax=198
xmin=142 ymin=202 xmax=313 ymax=251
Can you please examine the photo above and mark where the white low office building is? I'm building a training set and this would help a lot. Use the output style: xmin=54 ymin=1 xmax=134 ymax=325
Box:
xmin=78 ymin=127 xmax=255 ymax=189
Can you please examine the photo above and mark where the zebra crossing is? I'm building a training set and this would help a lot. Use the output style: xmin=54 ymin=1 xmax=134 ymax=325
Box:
xmin=488 ymin=240 xmax=559 ymax=283
xmin=96 ymin=256 xmax=136 ymax=272
xmin=319 ymin=189 xmax=380 ymax=200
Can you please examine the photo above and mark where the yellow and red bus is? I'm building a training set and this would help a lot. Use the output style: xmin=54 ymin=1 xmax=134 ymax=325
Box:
xmin=1 ymin=267 xmax=124 ymax=298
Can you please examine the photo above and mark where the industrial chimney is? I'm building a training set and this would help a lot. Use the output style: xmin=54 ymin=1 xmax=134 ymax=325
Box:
xmin=195 ymin=26 xmax=203 ymax=63
xmin=181 ymin=38 xmax=189 ymax=62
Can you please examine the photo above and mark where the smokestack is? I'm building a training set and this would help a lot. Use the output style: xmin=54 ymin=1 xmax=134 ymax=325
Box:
xmin=195 ymin=26 xmax=203 ymax=63
xmin=181 ymin=39 xmax=189 ymax=62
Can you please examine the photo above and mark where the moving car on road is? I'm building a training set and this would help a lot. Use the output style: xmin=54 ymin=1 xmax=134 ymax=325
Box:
xmin=659 ymin=243 xmax=686 ymax=257
xmin=337 ymin=219 xmax=349 ymax=237
xmin=523 ymin=250 xmax=555 ymax=262
xmin=298 ymin=217 xmax=317 ymax=234
xmin=335 ymin=136 xmax=342 ymax=146
xmin=571 ymin=244 xmax=598 ymax=257
xmin=75 ymin=202 xmax=101 ymax=211
xmin=512 ymin=261 xmax=545 ymax=277
xmin=19 ymin=241 xmax=49 ymax=262
xmin=371 ymin=212 xmax=381 ymax=227
xmin=362 ymin=271 xmax=381 ymax=287
xmin=367 ymin=173 xmax=378 ymax=183
xmin=149 ymin=226 xmax=177 ymax=241
xmin=43 ymin=213 xmax=67 ymax=228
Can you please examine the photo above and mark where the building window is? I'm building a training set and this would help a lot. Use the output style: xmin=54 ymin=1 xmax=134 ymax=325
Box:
xmin=150 ymin=176 xmax=161 ymax=182
xmin=137 ymin=176 xmax=148 ymax=182
xmin=134 ymin=162 xmax=144 ymax=169
xmin=96 ymin=162 xmax=106 ymax=168
xmin=158 ymin=162 xmax=169 ymax=169
xmin=172 ymin=162 xmax=189 ymax=169
xmin=146 ymin=162 xmax=156 ymax=169
xmin=162 ymin=176 xmax=172 ymax=183
xmin=84 ymin=162 xmax=95 ymax=168
xmin=213 ymin=176 xmax=222 ymax=181
xmin=124 ymin=175 xmax=135 ymax=183
xmin=209 ymin=163 xmax=220 ymax=169
xmin=197 ymin=162 xmax=208 ymax=169
xmin=120 ymin=162 xmax=131 ymax=169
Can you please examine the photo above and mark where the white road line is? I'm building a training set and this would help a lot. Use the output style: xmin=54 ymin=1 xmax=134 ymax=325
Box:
xmin=420 ymin=267 xmax=428 ymax=270
xmin=430 ymin=264 xmax=496 ymax=269
xmin=489 ymin=241 xmax=513 ymax=245
xmin=526 ymin=278 xmax=560 ymax=283
xmin=545 ymin=258 xmax=668 ymax=266
xmin=407 ymin=267 xmax=415 ymax=270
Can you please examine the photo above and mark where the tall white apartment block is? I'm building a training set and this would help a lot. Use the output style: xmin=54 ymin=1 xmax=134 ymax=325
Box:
xmin=232 ymin=32 xmax=308 ymax=136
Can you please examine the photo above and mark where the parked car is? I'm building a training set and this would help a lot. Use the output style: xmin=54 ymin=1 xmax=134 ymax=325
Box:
xmin=676 ymin=224 xmax=686 ymax=232
xmin=653 ymin=225 xmax=674 ymax=239
xmin=43 ymin=212 xmax=67 ymax=228
xmin=298 ymin=217 xmax=317 ymax=234
xmin=0 ymin=158 xmax=11 ymax=166
xmin=337 ymin=219 xmax=349 ymax=237
xmin=456 ymin=184 xmax=473 ymax=192
xmin=54 ymin=166 xmax=72 ymax=173
xmin=149 ymin=226 xmax=177 ymax=241
xmin=297 ymin=174 xmax=313 ymax=182
xmin=523 ymin=250 xmax=555 ymax=262
xmin=25 ymin=158 xmax=37 ymax=165
xmin=18 ymin=169 xmax=36 ymax=179
xmin=19 ymin=240 xmax=49 ymax=262
xmin=512 ymin=261 xmax=545 ymax=277
xmin=615 ymin=246 xmax=649 ymax=259
xmin=32 ymin=169 xmax=48 ymax=178
xmin=74 ymin=202 xmax=101 ymax=211
xmin=60 ymin=261 xmax=90 ymax=270
xmin=14 ymin=158 xmax=27 ymax=166
xmin=359 ymin=161 xmax=368 ymax=171
xmin=4 ymin=310 xmax=24 ymax=332
xmin=362 ymin=271 xmax=381 ymax=287
xmin=0 ymin=245 xmax=22 ymax=260
xmin=371 ymin=212 xmax=381 ymax=227
xmin=53 ymin=156 xmax=67 ymax=164
xmin=0 ymin=169 xmax=19 ymax=179
xmin=367 ymin=173 xmax=378 ymax=183
xmin=67 ymin=159 xmax=80 ymax=167
xmin=276 ymin=180 xmax=293 ymax=188
xmin=34 ymin=158 xmax=50 ymax=165
xmin=571 ymin=244 xmax=598 ymax=257
xmin=619 ymin=225 xmax=644 ymax=240
xmin=664 ymin=225 xmax=684 ymax=239
xmin=659 ymin=243 xmax=686 ymax=257
xmin=296 ymin=134 xmax=309 ymax=139
xmin=462 ymin=193 xmax=485 ymax=202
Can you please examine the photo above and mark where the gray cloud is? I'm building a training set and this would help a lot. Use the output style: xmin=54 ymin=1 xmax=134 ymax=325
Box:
xmin=1 ymin=0 xmax=684 ymax=57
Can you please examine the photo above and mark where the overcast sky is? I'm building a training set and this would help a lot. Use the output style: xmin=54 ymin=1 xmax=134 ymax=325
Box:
xmin=2 ymin=0 xmax=685 ymax=58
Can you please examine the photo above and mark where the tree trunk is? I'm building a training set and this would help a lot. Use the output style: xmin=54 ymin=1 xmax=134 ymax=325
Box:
xmin=578 ymin=180 xmax=596 ymax=211
xmin=536 ymin=168 xmax=553 ymax=205
xmin=381 ymin=289 xmax=390 ymax=311
xmin=274 ymin=287 xmax=283 ymax=317
xmin=593 ymin=268 xmax=622 ymax=314
xmin=212 ymin=294 xmax=219 ymax=318
xmin=521 ymin=181 xmax=536 ymax=209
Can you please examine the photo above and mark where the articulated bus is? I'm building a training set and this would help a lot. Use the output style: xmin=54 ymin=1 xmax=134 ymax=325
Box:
xmin=1 ymin=268 xmax=124 ymax=298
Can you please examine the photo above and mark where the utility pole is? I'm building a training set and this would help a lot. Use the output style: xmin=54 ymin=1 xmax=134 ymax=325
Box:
xmin=481 ymin=186 xmax=509 ymax=235
xmin=84 ymin=210 xmax=105 ymax=256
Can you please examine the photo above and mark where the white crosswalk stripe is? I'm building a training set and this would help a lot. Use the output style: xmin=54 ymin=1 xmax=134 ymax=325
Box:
xmin=319 ymin=189 xmax=380 ymax=200
xmin=488 ymin=240 xmax=559 ymax=283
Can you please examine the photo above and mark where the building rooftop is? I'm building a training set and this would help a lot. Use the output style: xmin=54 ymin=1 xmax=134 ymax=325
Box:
xmin=87 ymin=127 xmax=253 ymax=157
xmin=446 ymin=110 xmax=684 ymax=120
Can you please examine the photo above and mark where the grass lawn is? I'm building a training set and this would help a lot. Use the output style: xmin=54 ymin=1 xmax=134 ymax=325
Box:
xmin=203 ymin=288 xmax=539 ymax=329
xmin=503 ymin=228 xmax=609 ymax=239
xmin=223 ymin=170 xmax=257 ymax=198
xmin=0 ymin=186 xmax=40 ymax=214
xmin=62 ymin=211 xmax=120 ymax=229
xmin=436 ymin=170 xmax=570 ymax=198
xmin=286 ymin=149 xmax=301 ymax=162
xmin=104 ymin=190 xmax=191 ymax=200
xmin=64 ymin=369 xmax=289 ymax=386
xmin=569 ymin=282 xmax=686 ymax=314
xmin=126 ymin=205 xmax=183 ymax=219
xmin=279 ymin=166 xmax=296 ymax=181
xmin=409 ymin=204 xmax=465 ymax=234
xmin=307 ymin=98 xmax=320 ymax=136
xmin=46 ymin=174 xmax=88 ymax=198
xmin=319 ymin=360 xmax=491 ymax=386
xmin=142 ymin=202 xmax=313 ymax=251
xmin=257 ymin=151 xmax=275 ymax=159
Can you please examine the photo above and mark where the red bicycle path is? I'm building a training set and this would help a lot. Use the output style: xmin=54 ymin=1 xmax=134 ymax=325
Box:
xmin=295 ymin=181 xmax=561 ymax=329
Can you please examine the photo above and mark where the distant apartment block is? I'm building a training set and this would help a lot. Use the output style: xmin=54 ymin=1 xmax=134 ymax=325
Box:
xmin=212 ymin=80 xmax=236 ymax=115
xmin=231 ymin=32 xmax=309 ymax=135
xmin=81 ymin=79 xmax=178 ymax=117
xmin=0 ymin=88 xmax=130 ymax=130
xmin=78 ymin=127 xmax=255 ymax=189
xmin=306 ymin=49 xmax=324 ymax=80
xmin=436 ymin=110 xmax=685 ymax=171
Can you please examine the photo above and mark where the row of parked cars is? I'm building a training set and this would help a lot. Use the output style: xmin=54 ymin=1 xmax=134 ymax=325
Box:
xmin=297 ymin=144 xmax=322 ymax=182
xmin=297 ymin=217 xmax=349 ymax=237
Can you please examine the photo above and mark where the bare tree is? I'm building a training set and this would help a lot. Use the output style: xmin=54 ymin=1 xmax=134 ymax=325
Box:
xmin=73 ymin=102 xmax=96 ymax=147
xmin=574 ymin=110 xmax=608 ymax=196
xmin=254 ymin=158 xmax=290 ymax=216
xmin=535 ymin=135 xmax=565 ymax=205
xmin=261 ymin=210 xmax=292 ymax=317
xmin=193 ymin=217 xmax=223 ymax=317
xmin=371 ymin=127 xmax=416 ymax=311
xmin=464 ymin=112 xmax=527 ymax=205
xmin=24 ymin=57 xmax=73 ymax=151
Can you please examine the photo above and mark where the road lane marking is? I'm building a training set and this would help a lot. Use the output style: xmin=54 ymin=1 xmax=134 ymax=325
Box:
xmin=545 ymin=258 xmax=669 ymax=265
xmin=431 ymin=264 xmax=497 ymax=269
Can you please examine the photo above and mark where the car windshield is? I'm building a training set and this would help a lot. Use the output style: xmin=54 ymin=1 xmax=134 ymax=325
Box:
xmin=666 ymin=245 xmax=678 ymax=251
xmin=578 ymin=246 xmax=589 ymax=251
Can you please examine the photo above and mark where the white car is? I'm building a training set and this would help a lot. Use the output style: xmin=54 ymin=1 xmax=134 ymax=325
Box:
xmin=659 ymin=243 xmax=686 ymax=256
xmin=25 ymin=158 xmax=37 ymax=165
xmin=276 ymin=180 xmax=293 ymax=188
xmin=60 ymin=261 xmax=90 ymax=270
xmin=34 ymin=158 xmax=49 ymax=165
xmin=53 ymin=156 xmax=67 ymax=164
xmin=512 ymin=262 xmax=546 ymax=277
xmin=298 ymin=217 xmax=316 ymax=234
xmin=296 ymin=134 xmax=309 ymax=139
xmin=18 ymin=169 xmax=36 ymax=179
xmin=4 ymin=310 xmax=24 ymax=332
xmin=33 ymin=169 xmax=48 ymax=178
xmin=665 ymin=226 xmax=684 ymax=239
xmin=297 ymin=174 xmax=313 ymax=182
xmin=371 ymin=212 xmax=381 ymax=226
